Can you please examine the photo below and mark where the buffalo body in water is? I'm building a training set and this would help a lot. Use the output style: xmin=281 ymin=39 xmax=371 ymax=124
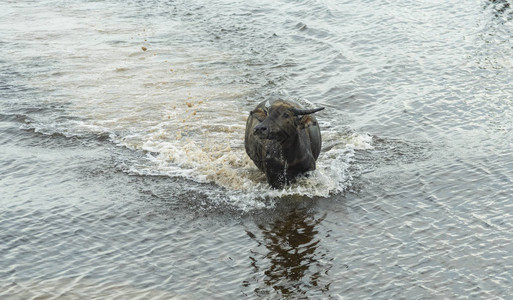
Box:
xmin=244 ymin=99 xmax=324 ymax=188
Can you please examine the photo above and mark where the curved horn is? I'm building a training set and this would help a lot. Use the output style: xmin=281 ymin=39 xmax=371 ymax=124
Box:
xmin=292 ymin=107 xmax=325 ymax=115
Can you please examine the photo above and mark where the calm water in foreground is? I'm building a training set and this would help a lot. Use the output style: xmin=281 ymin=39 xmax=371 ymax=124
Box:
xmin=2 ymin=0 xmax=513 ymax=298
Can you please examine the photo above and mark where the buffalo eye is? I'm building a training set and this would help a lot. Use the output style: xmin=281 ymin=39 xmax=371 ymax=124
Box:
xmin=282 ymin=113 xmax=290 ymax=118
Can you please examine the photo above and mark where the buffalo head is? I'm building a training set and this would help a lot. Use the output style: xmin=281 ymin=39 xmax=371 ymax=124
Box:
xmin=252 ymin=101 xmax=324 ymax=142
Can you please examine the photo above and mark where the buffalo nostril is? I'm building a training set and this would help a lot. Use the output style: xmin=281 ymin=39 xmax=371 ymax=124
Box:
xmin=254 ymin=124 xmax=267 ymax=133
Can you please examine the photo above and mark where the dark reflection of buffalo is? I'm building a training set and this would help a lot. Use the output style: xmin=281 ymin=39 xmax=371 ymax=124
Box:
xmin=245 ymin=99 xmax=324 ymax=189
xmin=244 ymin=206 xmax=331 ymax=298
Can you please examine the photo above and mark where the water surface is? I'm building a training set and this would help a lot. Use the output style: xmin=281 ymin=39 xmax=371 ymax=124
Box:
xmin=2 ymin=0 xmax=513 ymax=298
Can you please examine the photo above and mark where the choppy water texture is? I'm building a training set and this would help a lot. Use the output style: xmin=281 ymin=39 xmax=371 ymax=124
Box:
xmin=2 ymin=0 xmax=513 ymax=298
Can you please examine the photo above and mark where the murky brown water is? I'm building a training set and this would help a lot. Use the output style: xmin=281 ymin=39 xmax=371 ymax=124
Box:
xmin=2 ymin=0 xmax=513 ymax=298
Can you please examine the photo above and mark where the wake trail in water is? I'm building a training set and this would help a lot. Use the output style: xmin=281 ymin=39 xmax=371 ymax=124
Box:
xmin=0 ymin=0 xmax=372 ymax=211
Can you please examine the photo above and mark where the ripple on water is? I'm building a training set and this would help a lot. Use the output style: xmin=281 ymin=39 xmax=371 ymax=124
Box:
xmin=4 ymin=0 xmax=513 ymax=298
xmin=1 ymin=0 xmax=364 ymax=209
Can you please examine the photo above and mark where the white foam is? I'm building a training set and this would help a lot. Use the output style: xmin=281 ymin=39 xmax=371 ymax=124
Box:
xmin=130 ymin=125 xmax=370 ymax=207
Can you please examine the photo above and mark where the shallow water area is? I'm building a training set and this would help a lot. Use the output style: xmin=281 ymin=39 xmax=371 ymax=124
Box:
xmin=2 ymin=0 xmax=513 ymax=298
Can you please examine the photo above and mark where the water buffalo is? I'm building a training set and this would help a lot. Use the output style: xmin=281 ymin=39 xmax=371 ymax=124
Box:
xmin=244 ymin=99 xmax=324 ymax=188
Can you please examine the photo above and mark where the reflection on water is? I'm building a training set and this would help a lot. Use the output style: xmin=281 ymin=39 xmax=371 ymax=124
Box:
xmin=246 ymin=205 xmax=331 ymax=298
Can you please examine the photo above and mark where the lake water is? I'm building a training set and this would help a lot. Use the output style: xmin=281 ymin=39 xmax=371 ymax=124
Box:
xmin=2 ymin=0 xmax=513 ymax=298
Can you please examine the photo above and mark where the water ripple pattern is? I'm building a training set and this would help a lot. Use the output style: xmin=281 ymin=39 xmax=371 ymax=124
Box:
xmin=2 ymin=0 xmax=513 ymax=299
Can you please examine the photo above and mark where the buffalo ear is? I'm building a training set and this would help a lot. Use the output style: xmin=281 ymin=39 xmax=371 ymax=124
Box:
xmin=250 ymin=108 xmax=267 ymax=122
xmin=298 ymin=115 xmax=317 ymax=129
